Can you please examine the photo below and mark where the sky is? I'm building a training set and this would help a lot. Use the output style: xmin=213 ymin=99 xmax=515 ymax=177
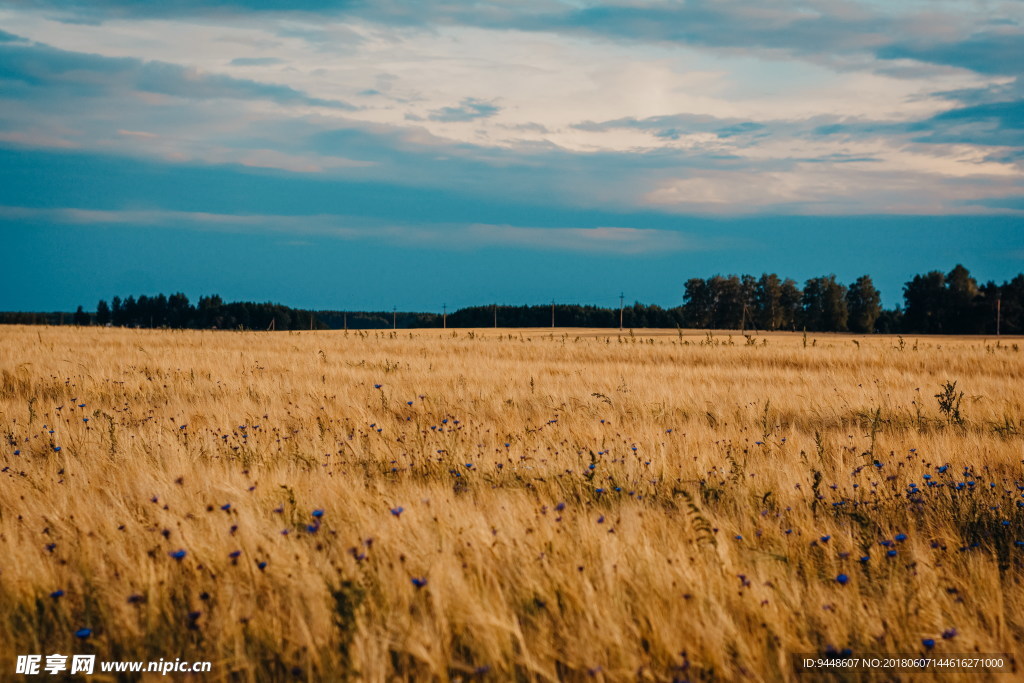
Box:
xmin=0 ymin=0 xmax=1022 ymax=312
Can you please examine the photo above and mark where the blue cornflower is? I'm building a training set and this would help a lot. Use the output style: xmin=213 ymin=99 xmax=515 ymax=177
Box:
xmin=886 ymin=549 xmax=897 ymax=557
xmin=922 ymin=639 xmax=935 ymax=649
xmin=860 ymin=555 xmax=870 ymax=563
xmin=50 ymin=590 xmax=65 ymax=599
xmin=75 ymin=628 xmax=91 ymax=639
xmin=895 ymin=533 xmax=907 ymax=542
xmin=374 ymin=384 xmax=382 ymax=389
xmin=312 ymin=509 xmax=324 ymax=518
xmin=938 ymin=465 xmax=948 ymax=473
xmin=411 ymin=577 xmax=427 ymax=588
xmin=221 ymin=503 xmax=231 ymax=511
xmin=942 ymin=629 xmax=957 ymax=639
xmin=390 ymin=507 xmax=404 ymax=517
xmin=169 ymin=549 xmax=186 ymax=560
xmin=836 ymin=574 xmax=849 ymax=585
xmin=820 ymin=535 xmax=831 ymax=543
xmin=257 ymin=561 xmax=267 ymax=570
xmin=555 ymin=502 xmax=565 ymax=512
xmin=597 ymin=516 xmax=605 ymax=524
xmin=229 ymin=550 xmax=242 ymax=559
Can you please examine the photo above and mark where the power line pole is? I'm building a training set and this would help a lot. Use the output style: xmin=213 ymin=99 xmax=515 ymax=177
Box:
xmin=997 ymin=295 xmax=1002 ymax=336
xmin=493 ymin=303 xmax=497 ymax=329
xmin=343 ymin=311 xmax=347 ymax=331
xmin=551 ymin=299 xmax=555 ymax=328
xmin=442 ymin=303 xmax=447 ymax=329
xmin=392 ymin=307 xmax=396 ymax=330
xmin=619 ymin=292 xmax=624 ymax=331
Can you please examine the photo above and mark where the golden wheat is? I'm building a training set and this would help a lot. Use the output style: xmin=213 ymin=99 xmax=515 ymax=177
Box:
xmin=1 ymin=326 xmax=1022 ymax=681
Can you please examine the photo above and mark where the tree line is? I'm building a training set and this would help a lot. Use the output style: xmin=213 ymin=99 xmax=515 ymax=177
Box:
xmin=2 ymin=265 xmax=1021 ymax=334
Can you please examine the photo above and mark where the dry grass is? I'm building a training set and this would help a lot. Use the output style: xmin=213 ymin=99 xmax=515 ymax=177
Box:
xmin=1 ymin=325 xmax=1023 ymax=681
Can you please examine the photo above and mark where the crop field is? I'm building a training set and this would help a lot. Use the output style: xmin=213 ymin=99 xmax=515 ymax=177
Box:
xmin=1 ymin=325 xmax=1023 ymax=681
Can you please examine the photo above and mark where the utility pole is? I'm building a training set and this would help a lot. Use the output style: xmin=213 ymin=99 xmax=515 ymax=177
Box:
xmin=551 ymin=300 xmax=555 ymax=328
xmin=343 ymin=311 xmax=347 ymax=331
xmin=493 ymin=303 xmax=497 ymax=329
xmin=392 ymin=307 xmax=396 ymax=330
xmin=997 ymin=295 xmax=1002 ymax=336
xmin=619 ymin=292 xmax=624 ymax=331
xmin=443 ymin=303 xmax=447 ymax=329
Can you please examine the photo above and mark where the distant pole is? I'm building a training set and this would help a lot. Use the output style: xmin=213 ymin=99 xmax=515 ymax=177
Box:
xmin=997 ymin=295 xmax=1002 ymax=336
xmin=493 ymin=303 xmax=497 ymax=329
xmin=392 ymin=307 xmax=396 ymax=330
xmin=619 ymin=292 xmax=624 ymax=331
xmin=443 ymin=303 xmax=447 ymax=329
xmin=551 ymin=299 xmax=555 ymax=328
xmin=310 ymin=313 xmax=313 ymax=330
xmin=343 ymin=311 xmax=348 ymax=331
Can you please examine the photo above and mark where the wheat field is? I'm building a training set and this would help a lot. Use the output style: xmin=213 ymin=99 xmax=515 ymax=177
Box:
xmin=1 ymin=325 xmax=1022 ymax=681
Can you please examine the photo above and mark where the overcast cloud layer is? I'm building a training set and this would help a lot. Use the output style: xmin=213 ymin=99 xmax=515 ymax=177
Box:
xmin=1 ymin=0 xmax=1022 ymax=309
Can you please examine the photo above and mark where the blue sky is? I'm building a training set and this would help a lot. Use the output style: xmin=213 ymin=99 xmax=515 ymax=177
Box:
xmin=1 ymin=0 xmax=1022 ymax=311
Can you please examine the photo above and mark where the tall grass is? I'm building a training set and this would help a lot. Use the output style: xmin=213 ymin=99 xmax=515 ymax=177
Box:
xmin=1 ymin=326 xmax=1022 ymax=681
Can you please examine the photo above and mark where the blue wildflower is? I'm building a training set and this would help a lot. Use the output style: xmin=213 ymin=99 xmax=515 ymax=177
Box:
xmin=169 ymin=549 xmax=186 ymax=560
xmin=50 ymin=590 xmax=65 ymax=599
xmin=312 ymin=509 xmax=324 ymax=518
xmin=390 ymin=507 xmax=404 ymax=517
xmin=411 ymin=577 xmax=427 ymax=589
xmin=922 ymin=639 xmax=935 ymax=649
xmin=75 ymin=628 xmax=91 ymax=639
xmin=836 ymin=574 xmax=849 ymax=585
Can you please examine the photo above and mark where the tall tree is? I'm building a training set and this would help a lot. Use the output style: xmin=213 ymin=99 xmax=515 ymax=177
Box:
xmin=755 ymin=273 xmax=783 ymax=330
xmin=944 ymin=264 xmax=981 ymax=333
xmin=846 ymin=275 xmax=882 ymax=333
xmin=801 ymin=275 xmax=848 ymax=331
xmin=779 ymin=278 xmax=802 ymax=330
xmin=683 ymin=278 xmax=713 ymax=328
xmin=902 ymin=271 xmax=947 ymax=333
xmin=96 ymin=299 xmax=111 ymax=326
xmin=73 ymin=305 xmax=89 ymax=326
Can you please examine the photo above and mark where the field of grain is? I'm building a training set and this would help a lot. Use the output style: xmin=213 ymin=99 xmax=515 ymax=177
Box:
xmin=1 ymin=325 xmax=1023 ymax=681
